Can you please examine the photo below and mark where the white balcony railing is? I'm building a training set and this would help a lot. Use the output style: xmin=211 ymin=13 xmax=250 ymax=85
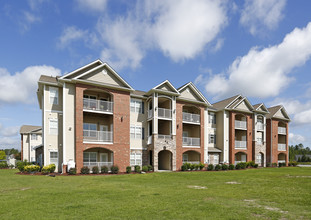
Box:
xmin=257 ymin=138 xmax=263 ymax=145
xmin=278 ymin=144 xmax=286 ymax=151
xmin=182 ymin=161 xmax=200 ymax=164
xmin=148 ymin=109 xmax=153 ymax=118
xmin=257 ymin=123 xmax=264 ymax=131
xmin=182 ymin=112 xmax=200 ymax=124
xmin=235 ymin=120 xmax=247 ymax=129
xmin=182 ymin=137 xmax=200 ymax=146
xmin=83 ymin=130 xmax=113 ymax=143
xmin=147 ymin=136 xmax=152 ymax=145
xmin=278 ymin=127 xmax=286 ymax=134
xmin=158 ymin=134 xmax=172 ymax=141
xmin=235 ymin=140 xmax=247 ymax=149
xmin=278 ymin=160 xmax=286 ymax=164
xmin=158 ymin=108 xmax=172 ymax=119
xmin=83 ymin=98 xmax=113 ymax=113
xmin=83 ymin=162 xmax=113 ymax=170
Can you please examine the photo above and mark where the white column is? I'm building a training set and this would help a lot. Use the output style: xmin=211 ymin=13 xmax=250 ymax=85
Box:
xmin=204 ymin=109 xmax=209 ymax=163
xmin=172 ymin=96 xmax=176 ymax=135
xmin=223 ymin=110 xmax=229 ymax=163
xmin=43 ymin=85 xmax=47 ymax=166
xmin=62 ymin=82 xmax=67 ymax=166
xmin=153 ymin=93 xmax=158 ymax=134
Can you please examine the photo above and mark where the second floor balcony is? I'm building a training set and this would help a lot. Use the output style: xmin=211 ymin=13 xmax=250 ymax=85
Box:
xmin=235 ymin=140 xmax=247 ymax=149
xmin=278 ymin=144 xmax=286 ymax=151
xmin=278 ymin=127 xmax=286 ymax=135
xmin=158 ymin=108 xmax=172 ymax=119
xmin=257 ymin=123 xmax=264 ymax=131
xmin=158 ymin=134 xmax=172 ymax=141
xmin=182 ymin=112 xmax=200 ymax=124
xmin=182 ymin=137 xmax=200 ymax=147
xmin=83 ymin=130 xmax=113 ymax=143
xmin=235 ymin=120 xmax=247 ymax=130
xmin=83 ymin=98 xmax=113 ymax=113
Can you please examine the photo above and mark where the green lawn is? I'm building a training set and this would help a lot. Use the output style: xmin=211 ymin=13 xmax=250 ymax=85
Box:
xmin=1 ymin=168 xmax=310 ymax=219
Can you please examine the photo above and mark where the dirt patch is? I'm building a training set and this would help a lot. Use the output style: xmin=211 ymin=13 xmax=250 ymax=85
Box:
xmin=287 ymin=175 xmax=311 ymax=178
xmin=243 ymin=199 xmax=288 ymax=214
xmin=188 ymin=185 xmax=207 ymax=189
xmin=20 ymin=187 xmax=31 ymax=191
xmin=226 ymin=181 xmax=241 ymax=184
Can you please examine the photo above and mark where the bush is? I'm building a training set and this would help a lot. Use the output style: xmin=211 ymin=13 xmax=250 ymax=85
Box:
xmin=272 ymin=163 xmax=277 ymax=167
xmin=190 ymin=164 xmax=195 ymax=171
xmin=215 ymin=164 xmax=221 ymax=171
xmin=199 ymin=163 xmax=205 ymax=170
xmin=147 ymin=165 xmax=153 ymax=171
xmin=222 ymin=164 xmax=228 ymax=170
xmin=101 ymin=166 xmax=109 ymax=174
xmin=126 ymin=166 xmax=132 ymax=173
xmin=248 ymin=161 xmax=256 ymax=168
xmin=92 ymin=166 xmax=99 ymax=174
xmin=81 ymin=166 xmax=90 ymax=174
xmin=194 ymin=164 xmax=200 ymax=170
xmin=289 ymin=161 xmax=298 ymax=167
xmin=207 ymin=164 xmax=214 ymax=171
xmin=41 ymin=164 xmax=56 ymax=174
xmin=266 ymin=163 xmax=271 ymax=167
xmin=235 ymin=163 xmax=241 ymax=170
xmin=24 ymin=165 xmax=40 ymax=173
xmin=134 ymin=165 xmax=141 ymax=173
xmin=254 ymin=164 xmax=259 ymax=168
xmin=0 ymin=161 xmax=8 ymax=169
xmin=142 ymin=165 xmax=148 ymax=172
xmin=16 ymin=160 xmax=31 ymax=172
xmin=68 ymin=168 xmax=76 ymax=175
xmin=229 ymin=164 xmax=235 ymax=170
xmin=181 ymin=163 xmax=188 ymax=171
xmin=278 ymin=162 xmax=286 ymax=167
xmin=111 ymin=165 xmax=119 ymax=174
xmin=235 ymin=162 xmax=247 ymax=170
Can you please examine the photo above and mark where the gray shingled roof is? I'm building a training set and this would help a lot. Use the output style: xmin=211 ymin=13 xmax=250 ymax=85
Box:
xmin=212 ymin=95 xmax=240 ymax=110
xmin=253 ymin=103 xmax=262 ymax=109
xmin=132 ymin=90 xmax=147 ymax=97
xmin=266 ymin=105 xmax=282 ymax=119
xmin=38 ymin=75 xmax=58 ymax=84
xmin=20 ymin=125 xmax=42 ymax=134
xmin=208 ymin=147 xmax=222 ymax=153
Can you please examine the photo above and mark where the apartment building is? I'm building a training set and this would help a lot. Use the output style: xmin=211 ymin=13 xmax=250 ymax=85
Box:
xmin=34 ymin=59 xmax=290 ymax=173
xmin=20 ymin=125 xmax=42 ymax=163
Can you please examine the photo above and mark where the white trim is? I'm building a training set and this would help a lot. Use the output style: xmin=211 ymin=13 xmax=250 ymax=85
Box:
xmin=63 ymin=82 xmax=66 ymax=166
xmin=152 ymin=80 xmax=180 ymax=94
xmin=182 ymin=146 xmax=200 ymax=148
xmin=43 ymin=85 xmax=47 ymax=166
xmin=225 ymin=95 xmax=242 ymax=109
xmin=60 ymin=59 xmax=101 ymax=79
xmin=177 ymin=82 xmax=211 ymax=105
xmin=83 ymin=141 xmax=113 ymax=145
xmin=45 ymin=110 xmax=63 ymax=113
xmin=232 ymin=97 xmax=254 ymax=111
xmin=73 ymin=63 xmax=105 ymax=80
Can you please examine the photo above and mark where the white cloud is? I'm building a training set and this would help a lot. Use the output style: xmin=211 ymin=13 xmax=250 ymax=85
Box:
xmin=205 ymin=22 xmax=311 ymax=100
xmin=75 ymin=0 xmax=108 ymax=12
xmin=0 ymin=65 xmax=61 ymax=104
xmin=289 ymin=133 xmax=306 ymax=144
xmin=240 ymin=0 xmax=286 ymax=35
xmin=58 ymin=26 xmax=90 ymax=48
xmin=20 ymin=11 xmax=41 ymax=32
xmin=28 ymin=0 xmax=47 ymax=11
xmin=1 ymin=126 xmax=20 ymax=137
xmin=0 ymin=137 xmax=20 ymax=149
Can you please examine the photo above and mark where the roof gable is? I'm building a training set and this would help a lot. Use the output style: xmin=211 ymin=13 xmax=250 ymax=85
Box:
xmin=153 ymin=80 xmax=179 ymax=94
xmin=232 ymin=97 xmax=254 ymax=112
xmin=212 ymin=95 xmax=241 ymax=110
xmin=177 ymin=82 xmax=210 ymax=105
xmin=253 ymin=103 xmax=269 ymax=114
xmin=267 ymin=105 xmax=290 ymax=121
xmin=274 ymin=108 xmax=290 ymax=120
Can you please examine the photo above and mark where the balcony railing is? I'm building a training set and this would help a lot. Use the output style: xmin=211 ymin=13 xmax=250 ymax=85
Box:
xmin=83 ymin=162 xmax=113 ymax=170
xmin=257 ymin=138 xmax=263 ymax=145
xmin=158 ymin=134 xmax=172 ymax=141
xmin=278 ymin=127 xmax=286 ymax=135
xmin=235 ymin=120 xmax=247 ymax=129
xmin=83 ymin=130 xmax=113 ymax=143
xmin=257 ymin=123 xmax=264 ymax=131
xmin=182 ymin=137 xmax=200 ymax=146
xmin=158 ymin=108 xmax=172 ymax=119
xmin=182 ymin=161 xmax=200 ymax=164
xmin=148 ymin=109 xmax=153 ymax=118
xmin=235 ymin=140 xmax=247 ymax=149
xmin=278 ymin=144 xmax=286 ymax=151
xmin=278 ymin=160 xmax=286 ymax=164
xmin=182 ymin=112 xmax=200 ymax=124
xmin=83 ymin=98 xmax=113 ymax=113
xmin=147 ymin=136 xmax=152 ymax=145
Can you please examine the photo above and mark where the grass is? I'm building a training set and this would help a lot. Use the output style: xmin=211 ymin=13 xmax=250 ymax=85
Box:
xmin=0 ymin=167 xmax=311 ymax=219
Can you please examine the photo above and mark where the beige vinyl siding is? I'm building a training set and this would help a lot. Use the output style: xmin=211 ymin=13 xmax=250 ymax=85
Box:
xmin=81 ymin=67 xmax=124 ymax=86
xmin=130 ymin=98 xmax=147 ymax=149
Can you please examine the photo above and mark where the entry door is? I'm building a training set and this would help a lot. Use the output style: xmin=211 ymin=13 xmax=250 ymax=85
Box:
xmin=100 ymin=125 xmax=108 ymax=141
xmin=241 ymin=154 xmax=246 ymax=162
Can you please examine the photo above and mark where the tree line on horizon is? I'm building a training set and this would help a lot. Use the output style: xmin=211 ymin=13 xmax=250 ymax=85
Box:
xmin=289 ymin=143 xmax=311 ymax=162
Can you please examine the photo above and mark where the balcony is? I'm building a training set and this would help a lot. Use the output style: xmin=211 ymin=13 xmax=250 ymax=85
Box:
xmin=158 ymin=108 xmax=172 ymax=119
xmin=147 ymin=136 xmax=152 ymax=145
xmin=235 ymin=120 xmax=247 ymax=130
xmin=148 ymin=109 xmax=153 ymax=118
xmin=235 ymin=140 xmax=247 ymax=149
xmin=83 ymin=130 xmax=113 ymax=143
xmin=182 ymin=161 xmax=200 ymax=164
xmin=83 ymin=98 xmax=113 ymax=113
xmin=257 ymin=123 xmax=264 ymax=131
xmin=182 ymin=112 xmax=200 ymax=124
xmin=158 ymin=134 xmax=172 ymax=141
xmin=83 ymin=162 xmax=113 ymax=170
xmin=257 ymin=138 xmax=263 ymax=145
xmin=278 ymin=144 xmax=286 ymax=151
xmin=278 ymin=127 xmax=286 ymax=135
xmin=183 ymin=137 xmax=200 ymax=147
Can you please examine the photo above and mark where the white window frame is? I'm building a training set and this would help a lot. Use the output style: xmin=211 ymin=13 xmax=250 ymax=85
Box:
xmin=209 ymin=113 xmax=216 ymax=124
xmin=83 ymin=152 xmax=97 ymax=163
xmin=130 ymin=99 xmax=143 ymax=114
xmin=50 ymin=151 xmax=58 ymax=165
xmin=130 ymin=125 xmax=143 ymax=139
xmin=49 ymin=119 xmax=58 ymax=135
xmin=31 ymin=134 xmax=37 ymax=140
xmin=183 ymin=154 xmax=188 ymax=162
xmin=49 ymin=87 xmax=59 ymax=105
xmin=209 ymin=134 xmax=216 ymax=144
xmin=130 ymin=152 xmax=142 ymax=166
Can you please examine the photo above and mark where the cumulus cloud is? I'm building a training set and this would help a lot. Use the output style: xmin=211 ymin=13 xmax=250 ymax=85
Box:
xmin=75 ymin=0 xmax=108 ymax=12
xmin=240 ymin=0 xmax=286 ymax=35
xmin=289 ymin=133 xmax=306 ymax=144
xmin=0 ymin=65 xmax=61 ymax=104
xmin=20 ymin=11 xmax=41 ymax=32
xmin=58 ymin=26 xmax=90 ymax=48
xmin=204 ymin=22 xmax=311 ymax=100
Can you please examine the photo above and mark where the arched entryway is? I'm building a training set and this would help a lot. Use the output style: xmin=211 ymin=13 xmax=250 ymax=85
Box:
xmin=278 ymin=153 xmax=286 ymax=164
xmin=235 ymin=152 xmax=247 ymax=165
xmin=256 ymin=152 xmax=264 ymax=167
xmin=182 ymin=150 xmax=200 ymax=164
xmin=158 ymin=150 xmax=172 ymax=170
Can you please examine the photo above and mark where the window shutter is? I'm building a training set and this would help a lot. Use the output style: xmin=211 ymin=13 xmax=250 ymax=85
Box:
xmin=214 ymin=115 xmax=216 ymax=124
xmin=142 ymin=127 xmax=145 ymax=139
xmin=214 ymin=134 xmax=216 ymax=144
xmin=142 ymin=102 xmax=144 ymax=114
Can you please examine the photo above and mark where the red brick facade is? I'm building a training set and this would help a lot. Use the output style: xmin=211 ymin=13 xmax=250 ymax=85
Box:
xmin=75 ymin=83 xmax=130 ymax=173
xmin=175 ymin=101 xmax=205 ymax=170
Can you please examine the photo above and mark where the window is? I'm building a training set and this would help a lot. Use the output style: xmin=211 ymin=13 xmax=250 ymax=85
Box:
xmin=209 ymin=113 xmax=216 ymax=124
xmin=256 ymin=154 xmax=262 ymax=163
xmin=209 ymin=134 xmax=216 ymax=144
xmin=31 ymin=134 xmax=37 ymax=140
xmin=130 ymin=152 xmax=142 ymax=166
xmin=31 ymin=157 xmax=35 ymax=162
xmin=130 ymin=99 xmax=144 ymax=114
xmin=130 ymin=125 xmax=144 ymax=139
xmin=49 ymin=87 xmax=58 ymax=105
xmin=83 ymin=123 xmax=97 ymax=137
xmin=83 ymin=152 xmax=97 ymax=163
xmin=49 ymin=119 xmax=58 ymax=135
xmin=50 ymin=151 xmax=58 ymax=164
xmin=214 ymin=155 xmax=219 ymax=164
xmin=183 ymin=154 xmax=188 ymax=162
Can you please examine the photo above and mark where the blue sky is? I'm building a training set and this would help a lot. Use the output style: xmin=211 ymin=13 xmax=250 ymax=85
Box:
xmin=1 ymin=0 xmax=311 ymax=150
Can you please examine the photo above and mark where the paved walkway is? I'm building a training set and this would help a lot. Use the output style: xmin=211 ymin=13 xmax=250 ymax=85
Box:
xmin=297 ymin=165 xmax=311 ymax=167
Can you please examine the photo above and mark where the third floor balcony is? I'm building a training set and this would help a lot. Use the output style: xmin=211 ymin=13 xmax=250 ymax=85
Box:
xmin=158 ymin=108 xmax=172 ymax=119
xmin=235 ymin=140 xmax=247 ymax=149
xmin=278 ymin=127 xmax=286 ymax=135
xmin=235 ymin=120 xmax=247 ymax=130
xmin=83 ymin=98 xmax=113 ymax=114
xmin=182 ymin=112 xmax=200 ymax=124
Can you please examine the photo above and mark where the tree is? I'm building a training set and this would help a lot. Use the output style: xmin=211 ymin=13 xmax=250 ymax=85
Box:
xmin=0 ymin=151 xmax=6 ymax=160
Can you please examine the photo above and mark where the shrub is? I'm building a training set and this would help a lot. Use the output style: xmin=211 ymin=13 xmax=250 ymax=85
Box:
xmin=229 ymin=164 xmax=235 ymax=170
xmin=222 ymin=164 xmax=228 ymax=170
xmin=278 ymin=162 xmax=286 ymax=167
xmin=181 ymin=164 xmax=188 ymax=171
xmin=266 ymin=163 xmax=271 ymax=167
xmin=272 ymin=163 xmax=277 ymax=167
xmin=81 ymin=166 xmax=90 ymax=174
xmin=92 ymin=166 xmax=99 ymax=174
xmin=254 ymin=164 xmax=259 ymax=168
xmin=235 ymin=163 xmax=241 ymax=170
xmin=235 ymin=162 xmax=247 ymax=170
xmin=142 ymin=165 xmax=148 ymax=172
xmin=147 ymin=165 xmax=153 ymax=171
xmin=248 ymin=161 xmax=256 ymax=168
xmin=215 ymin=164 xmax=221 ymax=171
xmin=290 ymin=161 xmax=298 ymax=167
xmin=68 ymin=168 xmax=76 ymax=175
xmin=0 ymin=161 xmax=8 ymax=169
xmin=111 ymin=165 xmax=119 ymax=174
xmin=101 ymin=166 xmax=109 ymax=174
xmin=24 ymin=165 xmax=40 ymax=173
xmin=199 ymin=163 xmax=205 ymax=170
xmin=41 ymin=164 xmax=56 ymax=174
xmin=207 ymin=164 xmax=214 ymax=171
xmin=134 ymin=165 xmax=141 ymax=173
xmin=126 ymin=166 xmax=131 ymax=173
xmin=16 ymin=160 xmax=31 ymax=172
xmin=190 ymin=164 xmax=195 ymax=171
xmin=194 ymin=164 xmax=200 ymax=170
